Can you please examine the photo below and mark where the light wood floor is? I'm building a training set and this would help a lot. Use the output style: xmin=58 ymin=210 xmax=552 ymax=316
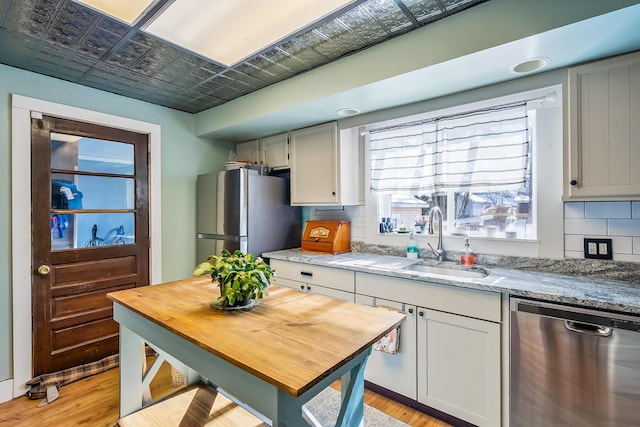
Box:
xmin=0 ymin=361 xmax=451 ymax=426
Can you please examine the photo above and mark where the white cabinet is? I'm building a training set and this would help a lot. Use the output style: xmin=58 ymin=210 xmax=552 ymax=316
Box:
xmin=417 ymin=307 xmax=501 ymax=427
xmin=289 ymin=122 xmax=362 ymax=206
xmin=261 ymin=133 xmax=289 ymax=170
xmin=564 ymin=51 xmax=640 ymax=199
xmin=270 ymin=259 xmax=354 ymax=302
xmin=235 ymin=133 xmax=289 ymax=169
xmin=235 ymin=139 xmax=259 ymax=163
xmin=355 ymin=272 xmax=502 ymax=427
xmin=355 ymin=295 xmax=417 ymax=399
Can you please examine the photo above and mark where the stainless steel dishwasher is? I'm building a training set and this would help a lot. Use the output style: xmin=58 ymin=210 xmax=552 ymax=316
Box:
xmin=510 ymin=297 xmax=640 ymax=427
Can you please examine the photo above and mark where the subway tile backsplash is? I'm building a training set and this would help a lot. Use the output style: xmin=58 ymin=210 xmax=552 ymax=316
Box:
xmin=565 ymin=201 xmax=640 ymax=262
xmin=309 ymin=201 xmax=640 ymax=263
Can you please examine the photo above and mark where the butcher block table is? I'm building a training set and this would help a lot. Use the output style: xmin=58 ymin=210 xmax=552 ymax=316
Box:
xmin=108 ymin=276 xmax=405 ymax=426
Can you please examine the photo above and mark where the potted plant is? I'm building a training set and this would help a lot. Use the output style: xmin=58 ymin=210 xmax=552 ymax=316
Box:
xmin=193 ymin=249 xmax=274 ymax=308
xmin=414 ymin=215 xmax=428 ymax=233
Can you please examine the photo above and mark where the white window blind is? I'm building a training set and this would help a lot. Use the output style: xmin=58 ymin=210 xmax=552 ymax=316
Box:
xmin=369 ymin=102 xmax=530 ymax=193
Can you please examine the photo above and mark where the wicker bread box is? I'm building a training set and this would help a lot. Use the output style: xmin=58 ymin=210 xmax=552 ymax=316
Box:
xmin=301 ymin=220 xmax=351 ymax=254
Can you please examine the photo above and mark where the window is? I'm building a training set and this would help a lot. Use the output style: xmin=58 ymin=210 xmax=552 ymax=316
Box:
xmin=371 ymin=101 xmax=536 ymax=240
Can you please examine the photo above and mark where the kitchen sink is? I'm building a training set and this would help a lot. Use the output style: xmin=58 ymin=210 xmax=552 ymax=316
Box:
xmin=401 ymin=261 xmax=489 ymax=280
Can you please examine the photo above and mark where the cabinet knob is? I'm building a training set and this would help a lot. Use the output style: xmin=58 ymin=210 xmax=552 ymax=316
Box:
xmin=407 ymin=308 xmax=414 ymax=314
xmin=570 ymin=179 xmax=578 ymax=186
xmin=300 ymin=285 xmax=305 ymax=290
xmin=332 ymin=191 xmax=336 ymax=196
xmin=306 ymin=285 xmax=311 ymax=291
xmin=418 ymin=311 xmax=425 ymax=317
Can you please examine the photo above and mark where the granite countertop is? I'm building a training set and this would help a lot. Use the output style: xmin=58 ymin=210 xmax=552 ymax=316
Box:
xmin=263 ymin=248 xmax=640 ymax=316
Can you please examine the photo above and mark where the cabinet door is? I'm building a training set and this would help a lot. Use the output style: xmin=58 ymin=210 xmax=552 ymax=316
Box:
xmin=261 ymin=133 xmax=289 ymax=169
xmin=356 ymin=295 xmax=417 ymax=399
xmin=290 ymin=122 xmax=338 ymax=205
xmin=565 ymin=51 xmax=640 ymax=199
xmin=235 ymin=140 xmax=261 ymax=164
xmin=417 ymin=308 xmax=500 ymax=427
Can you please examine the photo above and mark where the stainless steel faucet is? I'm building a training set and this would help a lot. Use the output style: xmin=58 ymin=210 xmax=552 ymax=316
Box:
xmin=427 ymin=206 xmax=445 ymax=261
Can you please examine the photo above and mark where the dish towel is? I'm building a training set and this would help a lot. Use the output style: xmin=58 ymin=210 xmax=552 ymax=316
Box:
xmin=373 ymin=326 xmax=400 ymax=355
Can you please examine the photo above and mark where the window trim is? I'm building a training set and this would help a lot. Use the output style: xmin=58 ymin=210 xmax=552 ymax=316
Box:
xmin=363 ymin=85 xmax=563 ymax=259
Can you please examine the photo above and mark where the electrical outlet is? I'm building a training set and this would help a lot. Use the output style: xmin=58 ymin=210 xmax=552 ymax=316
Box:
xmin=583 ymin=238 xmax=613 ymax=260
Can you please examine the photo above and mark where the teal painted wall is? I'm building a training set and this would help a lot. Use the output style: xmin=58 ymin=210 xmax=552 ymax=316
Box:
xmin=0 ymin=64 xmax=232 ymax=382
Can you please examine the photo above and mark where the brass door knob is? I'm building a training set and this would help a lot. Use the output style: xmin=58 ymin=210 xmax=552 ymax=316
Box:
xmin=37 ymin=265 xmax=51 ymax=275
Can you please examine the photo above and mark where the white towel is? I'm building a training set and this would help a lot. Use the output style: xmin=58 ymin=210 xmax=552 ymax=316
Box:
xmin=373 ymin=326 xmax=400 ymax=355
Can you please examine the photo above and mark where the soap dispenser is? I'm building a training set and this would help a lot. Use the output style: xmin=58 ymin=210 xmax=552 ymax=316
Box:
xmin=460 ymin=237 xmax=476 ymax=266
xmin=407 ymin=232 xmax=418 ymax=259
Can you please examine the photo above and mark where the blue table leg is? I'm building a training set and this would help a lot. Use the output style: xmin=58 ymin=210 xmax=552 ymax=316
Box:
xmin=335 ymin=352 xmax=369 ymax=427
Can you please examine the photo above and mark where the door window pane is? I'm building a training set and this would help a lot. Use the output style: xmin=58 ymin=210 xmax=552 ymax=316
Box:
xmin=51 ymin=213 xmax=135 ymax=249
xmin=51 ymin=133 xmax=134 ymax=175
xmin=51 ymin=173 xmax=134 ymax=210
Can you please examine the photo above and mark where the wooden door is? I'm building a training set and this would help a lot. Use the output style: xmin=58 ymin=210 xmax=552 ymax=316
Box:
xmin=31 ymin=115 xmax=150 ymax=376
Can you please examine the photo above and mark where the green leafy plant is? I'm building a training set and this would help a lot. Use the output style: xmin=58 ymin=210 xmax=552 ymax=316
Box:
xmin=193 ymin=249 xmax=274 ymax=307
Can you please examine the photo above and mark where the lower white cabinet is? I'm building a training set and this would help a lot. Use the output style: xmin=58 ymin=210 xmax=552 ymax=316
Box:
xmin=355 ymin=294 xmax=417 ymax=399
xmin=270 ymin=261 xmax=502 ymax=426
xmin=356 ymin=271 xmax=502 ymax=427
xmin=417 ymin=308 xmax=501 ymax=427
xmin=270 ymin=259 xmax=355 ymax=302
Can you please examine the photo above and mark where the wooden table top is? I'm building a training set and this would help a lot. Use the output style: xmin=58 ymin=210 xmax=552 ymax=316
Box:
xmin=108 ymin=276 xmax=405 ymax=397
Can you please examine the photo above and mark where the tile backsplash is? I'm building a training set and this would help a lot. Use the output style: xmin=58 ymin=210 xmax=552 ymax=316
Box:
xmin=307 ymin=201 xmax=640 ymax=263
xmin=564 ymin=201 xmax=640 ymax=262
xmin=307 ymin=205 xmax=366 ymax=241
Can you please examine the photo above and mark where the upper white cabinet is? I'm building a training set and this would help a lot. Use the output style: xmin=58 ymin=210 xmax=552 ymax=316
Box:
xmin=261 ymin=133 xmax=289 ymax=170
xmin=235 ymin=133 xmax=289 ymax=169
xmin=564 ymin=51 xmax=640 ymax=200
xmin=289 ymin=122 xmax=362 ymax=206
xmin=235 ymin=139 xmax=259 ymax=163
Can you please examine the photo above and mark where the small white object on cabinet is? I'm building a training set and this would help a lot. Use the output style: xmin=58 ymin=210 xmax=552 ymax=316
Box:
xmin=289 ymin=122 xmax=362 ymax=206
xmin=564 ymin=50 xmax=640 ymax=199
xmin=235 ymin=132 xmax=289 ymax=169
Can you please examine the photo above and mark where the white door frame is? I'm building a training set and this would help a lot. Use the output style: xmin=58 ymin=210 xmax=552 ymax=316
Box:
xmin=8 ymin=94 xmax=162 ymax=399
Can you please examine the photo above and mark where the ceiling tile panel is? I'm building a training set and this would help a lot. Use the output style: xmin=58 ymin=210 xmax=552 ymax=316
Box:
xmin=401 ymin=0 xmax=444 ymax=23
xmin=277 ymin=39 xmax=326 ymax=69
xmin=336 ymin=6 xmax=389 ymax=42
xmin=235 ymin=61 xmax=280 ymax=84
xmin=361 ymin=0 xmax=413 ymax=33
xmin=0 ymin=0 xmax=489 ymax=113
xmin=298 ymin=30 xmax=345 ymax=60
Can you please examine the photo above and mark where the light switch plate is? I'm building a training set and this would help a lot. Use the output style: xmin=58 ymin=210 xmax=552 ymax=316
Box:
xmin=584 ymin=238 xmax=613 ymax=260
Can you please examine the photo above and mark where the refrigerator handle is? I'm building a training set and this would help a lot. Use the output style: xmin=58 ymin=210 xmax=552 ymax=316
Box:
xmin=197 ymin=233 xmax=241 ymax=242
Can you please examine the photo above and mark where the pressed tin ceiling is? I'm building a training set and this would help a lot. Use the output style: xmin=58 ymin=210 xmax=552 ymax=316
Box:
xmin=0 ymin=0 xmax=488 ymax=114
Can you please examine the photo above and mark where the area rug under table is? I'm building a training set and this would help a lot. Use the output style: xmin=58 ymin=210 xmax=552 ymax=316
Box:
xmin=306 ymin=386 xmax=410 ymax=427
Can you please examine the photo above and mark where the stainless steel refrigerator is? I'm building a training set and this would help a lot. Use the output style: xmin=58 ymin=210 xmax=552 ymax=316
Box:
xmin=196 ymin=168 xmax=302 ymax=261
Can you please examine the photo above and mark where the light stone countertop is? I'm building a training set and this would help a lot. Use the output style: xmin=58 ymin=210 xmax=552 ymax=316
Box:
xmin=263 ymin=248 xmax=640 ymax=316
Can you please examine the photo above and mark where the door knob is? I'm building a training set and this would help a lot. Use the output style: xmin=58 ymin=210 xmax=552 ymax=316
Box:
xmin=37 ymin=265 xmax=51 ymax=275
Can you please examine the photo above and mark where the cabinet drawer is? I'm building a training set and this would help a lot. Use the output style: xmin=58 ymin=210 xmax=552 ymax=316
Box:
xmin=271 ymin=260 xmax=355 ymax=293
xmin=356 ymin=272 xmax=500 ymax=323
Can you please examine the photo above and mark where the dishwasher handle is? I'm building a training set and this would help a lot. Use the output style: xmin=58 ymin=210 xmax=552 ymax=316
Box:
xmin=565 ymin=320 xmax=612 ymax=337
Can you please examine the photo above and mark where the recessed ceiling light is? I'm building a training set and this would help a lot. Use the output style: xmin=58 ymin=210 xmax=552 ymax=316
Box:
xmin=144 ymin=0 xmax=354 ymax=66
xmin=73 ymin=0 xmax=155 ymax=24
xmin=509 ymin=57 xmax=550 ymax=74
xmin=337 ymin=108 xmax=360 ymax=116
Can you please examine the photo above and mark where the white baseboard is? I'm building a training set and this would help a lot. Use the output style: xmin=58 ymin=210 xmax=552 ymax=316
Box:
xmin=0 ymin=378 xmax=14 ymax=403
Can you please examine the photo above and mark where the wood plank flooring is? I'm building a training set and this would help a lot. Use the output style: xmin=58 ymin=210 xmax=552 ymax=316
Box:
xmin=0 ymin=361 xmax=451 ymax=426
